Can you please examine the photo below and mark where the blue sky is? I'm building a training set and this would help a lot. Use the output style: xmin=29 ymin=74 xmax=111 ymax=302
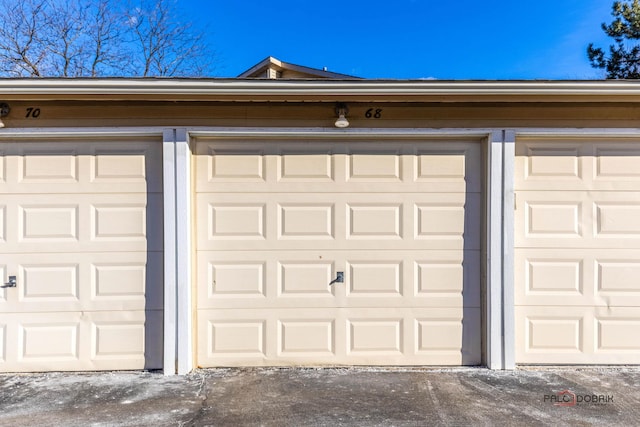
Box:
xmin=183 ymin=0 xmax=616 ymax=79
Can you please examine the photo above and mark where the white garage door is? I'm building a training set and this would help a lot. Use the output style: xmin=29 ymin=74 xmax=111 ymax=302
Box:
xmin=515 ymin=137 xmax=640 ymax=364
xmin=0 ymin=138 xmax=163 ymax=372
xmin=195 ymin=138 xmax=482 ymax=366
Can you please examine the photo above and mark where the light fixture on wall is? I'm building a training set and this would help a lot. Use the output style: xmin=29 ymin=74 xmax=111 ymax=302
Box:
xmin=0 ymin=103 xmax=9 ymax=128
xmin=334 ymin=103 xmax=349 ymax=128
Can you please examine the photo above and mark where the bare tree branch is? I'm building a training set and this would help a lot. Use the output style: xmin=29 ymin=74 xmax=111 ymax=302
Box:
xmin=44 ymin=0 xmax=90 ymax=76
xmin=87 ymin=0 xmax=129 ymax=76
xmin=125 ymin=0 xmax=213 ymax=77
xmin=0 ymin=0 xmax=48 ymax=76
xmin=0 ymin=0 xmax=216 ymax=77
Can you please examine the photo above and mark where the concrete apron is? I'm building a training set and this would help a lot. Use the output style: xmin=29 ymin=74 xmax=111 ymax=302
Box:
xmin=1 ymin=367 xmax=638 ymax=427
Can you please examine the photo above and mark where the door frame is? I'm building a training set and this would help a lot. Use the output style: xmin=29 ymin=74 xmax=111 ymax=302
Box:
xmin=181 ymin=127 xmax=511 ymax=373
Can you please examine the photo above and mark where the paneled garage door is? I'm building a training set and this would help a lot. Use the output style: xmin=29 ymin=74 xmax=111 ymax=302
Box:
xmin=515 ymin=137 xmax=640 ymax=364
xmin=195 ymin=138 xmax=482 ymax=366
xmin=0 ymin=138 xmax=163 ymax=372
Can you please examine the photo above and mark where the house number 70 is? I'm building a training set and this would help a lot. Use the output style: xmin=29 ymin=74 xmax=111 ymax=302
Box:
xmin=25 ymin=107 xmax=41 ymax=118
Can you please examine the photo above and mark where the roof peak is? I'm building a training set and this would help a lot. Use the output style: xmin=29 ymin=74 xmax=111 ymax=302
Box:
xmin=237 ymin=56 xmax=360 ymax=79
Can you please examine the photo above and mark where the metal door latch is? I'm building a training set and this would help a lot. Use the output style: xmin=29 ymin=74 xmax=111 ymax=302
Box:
xmin=2 ymin=275 xmax=16 ymax=288
xmin=329 ymin=272 xmax=344 ymax=286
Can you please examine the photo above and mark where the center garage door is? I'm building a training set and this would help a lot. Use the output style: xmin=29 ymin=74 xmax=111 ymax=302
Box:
xmin=515 ymin=136 xmax=640 ymax=364
xmin=0 ymin=138 xmax=163 ymax=372
xmin=195 ymin=138 xmax=482 ymax=367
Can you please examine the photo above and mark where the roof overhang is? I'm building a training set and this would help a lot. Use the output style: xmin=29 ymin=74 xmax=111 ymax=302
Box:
xmin=1 ymin=79 xmax=640 ymax=103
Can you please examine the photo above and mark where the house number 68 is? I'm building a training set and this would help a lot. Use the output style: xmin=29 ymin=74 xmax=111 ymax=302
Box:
xmin=365 ymin=108 xmax=382 ymax=119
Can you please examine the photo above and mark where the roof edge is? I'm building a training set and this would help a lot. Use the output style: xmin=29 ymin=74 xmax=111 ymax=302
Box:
xmin=1 ymin=79 xmax=639 ymax=102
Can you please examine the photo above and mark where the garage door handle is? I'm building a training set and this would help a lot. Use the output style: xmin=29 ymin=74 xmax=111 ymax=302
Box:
xmin=2 ymin=275 xmax=16 ymax=288
xmin=329 ymin=272 xmax=344 ymax=286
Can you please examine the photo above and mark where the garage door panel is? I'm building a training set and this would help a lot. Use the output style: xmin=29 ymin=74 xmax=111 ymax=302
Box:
xmin=415 ymin=193 xmax=481 ymax=248
xmin=19 ymin=147 xmax=79 ymax=184
xmin=516 ymin=308 xmax=586 ymax=362
xmin=516 ymin=141 xmax=584 ymax=190
xmin=594 ymin=144 xmax=640 ymax=180
xmin=1 ymin=252 xmax=162 ymax=313
xmin=90 ymin=251 xmax=164 ymax=310
xmin=516 ymin=249 xmax=640 ymax=308
xmin=18 ymin=318 xmax=82 ymax=363
xmin=197 ymin=307 xmax=480 ymax=367
xmin=516 ymin=252 xmax=584 ymax=307
xmin=516 ymin=191 xmax=640 ymax=248
xmin=415 ymin=251 xmax=482 ymax=309
xmin=195 ymin=141 xmax=338 ymax=192
xmin=197 ymin=251 xmax=333 ymax=309
xmin=344 ymin=251 xmax=480 ymax=309
xmin=0 ymin=140 xmax=162 ymax=194
xmin=0 ymin=204 xmax=5 ymax=243
xmin=195 ymin=140 xmax=480 ymax=194
xmin=198 ymin=250 xmax=478 ymax=309
xmin=516 ymin=192 xmax=584 ymax=246
xmin=197 ymin=192 xmax=478 ymax=251
xmin=595 ymin=312 xmax=640 ymax=355
xmin=0 ymin=309 xmax=161 ymax=372
xmin=516 ymin=306 xmax=640 ymax=364
xmin=279 ymin=319 xmax=336 ymax=357
xmin=594 ymin=202 xmax=640 ymax=236
xmin=280 ymin=203 xmax=335 ymax=239
xmin=90 ymin=309 xmax=163 ymax=369
xmin=89 ymin=142 xmax=163 ymax=193
xmin=347 ymin=260 xmax=404 ymax=298
xmin=278 ymin=150 xmax=335 ymax=182
xmin=0 ymin=193 xmax=162 ymax=253
xmin=21 ymin=203 xmax=79 ymax=242
xmin=414 ymin=142 xmax=482 ymax=193
xmin=346 ymin=147 xmax=403 ymax=182
xmin=90 ymin=193 xmax=163 ymax=251
xmin=516 ymin=139 xmax=640 ymax=191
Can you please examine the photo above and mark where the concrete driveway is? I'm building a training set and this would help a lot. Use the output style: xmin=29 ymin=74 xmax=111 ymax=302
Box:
xmin=1 ymin=367 xmax=638 ymax=426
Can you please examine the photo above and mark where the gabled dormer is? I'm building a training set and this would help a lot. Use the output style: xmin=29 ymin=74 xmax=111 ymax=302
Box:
xmin=237 ymin=56 xmax=360 ymax=79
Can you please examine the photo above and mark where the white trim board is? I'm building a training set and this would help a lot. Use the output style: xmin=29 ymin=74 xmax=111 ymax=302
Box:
xmin=175 ymin=129 xmax=193 ymax=375
xmin=486 ymin=131 xmax=505 ymax=369
xmin=0 ymin=127 xmax=166 ymax=138
xmin=187 ymin=127 xmax=500 ymax=139
xmin=162 ymin=129 xmax=178 ymax=375
xmin=502 ymin=130 xmax=516 ymax=370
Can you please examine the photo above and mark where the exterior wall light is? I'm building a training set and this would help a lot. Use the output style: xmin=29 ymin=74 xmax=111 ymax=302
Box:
xmin=334 ymin=103 xmax=349 ymax=128
xmin=0 ymin=102 xmax=9 ymax=128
